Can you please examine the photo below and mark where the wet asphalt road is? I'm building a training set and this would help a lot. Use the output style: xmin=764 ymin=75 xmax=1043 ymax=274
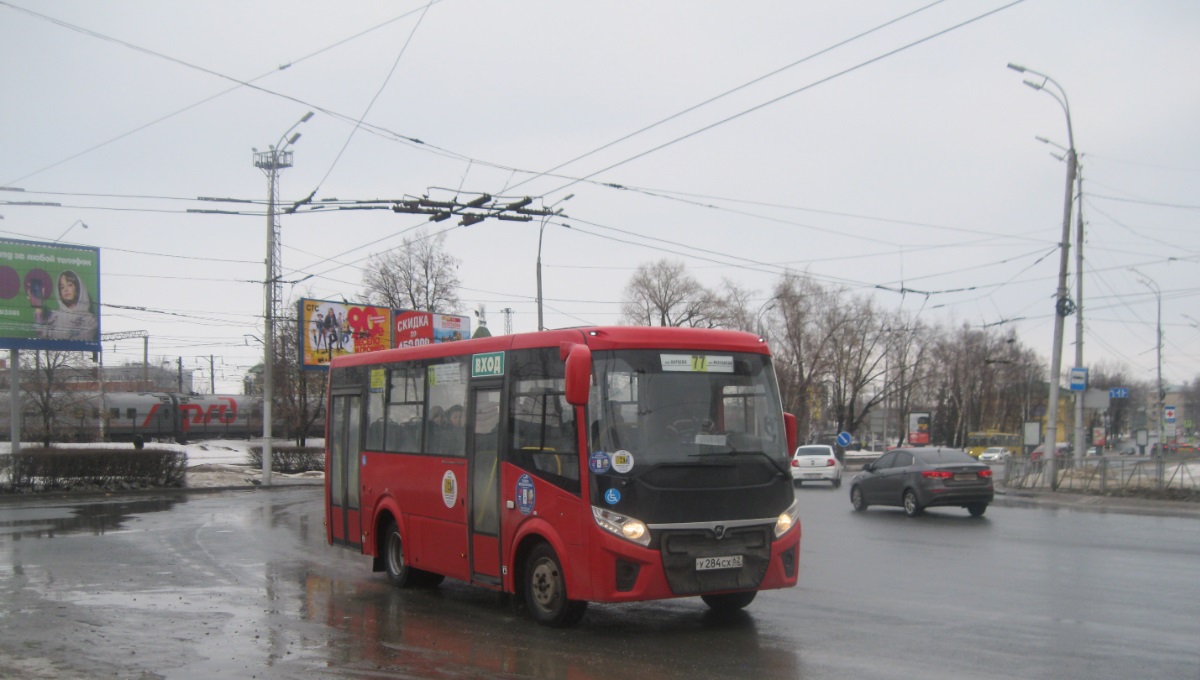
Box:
xmin=0 ymin=483 xmax=1197 ymax=679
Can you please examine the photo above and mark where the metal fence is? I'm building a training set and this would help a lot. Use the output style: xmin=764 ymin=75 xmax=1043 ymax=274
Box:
xmin=1003 ymin=454 xmax=1200 ymax=495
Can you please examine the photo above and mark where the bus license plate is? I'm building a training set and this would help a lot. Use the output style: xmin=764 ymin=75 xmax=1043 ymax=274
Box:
xmin=696 ymin=555 xmax=743 ymax=571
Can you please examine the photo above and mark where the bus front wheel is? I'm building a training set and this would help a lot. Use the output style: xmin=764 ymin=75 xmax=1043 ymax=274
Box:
xmin=524 ymin=543 xmax=587 ymax=627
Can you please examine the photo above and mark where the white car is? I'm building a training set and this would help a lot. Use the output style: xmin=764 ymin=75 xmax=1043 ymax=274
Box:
xmin=790 ymin=444 xmax=843 ymax=488
xmin=978 ymin=447 xmax=1012 ymax=463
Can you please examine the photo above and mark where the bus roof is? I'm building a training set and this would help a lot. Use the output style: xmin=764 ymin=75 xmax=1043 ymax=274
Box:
xmin=329 ymin=326 xmax=770 ymax=369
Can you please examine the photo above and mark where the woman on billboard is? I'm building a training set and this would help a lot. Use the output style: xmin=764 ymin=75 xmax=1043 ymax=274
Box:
xmin=28 ymin=270 xmax=97 ymax=341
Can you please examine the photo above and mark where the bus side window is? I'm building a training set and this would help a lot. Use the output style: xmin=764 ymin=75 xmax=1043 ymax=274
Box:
xmin=426 ymin=359 xmax=468 ymax=456
xmin=382 ymin=364 xmax=425 ymax=453
xmin=509 ymin=387 xmax=579 ymax=494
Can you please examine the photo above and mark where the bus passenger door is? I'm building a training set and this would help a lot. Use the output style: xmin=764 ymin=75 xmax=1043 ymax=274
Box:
xmin=328 ymin=393 xmax=363 ymax=550
xmin=468 ymin=386 xmax=502 ymax=585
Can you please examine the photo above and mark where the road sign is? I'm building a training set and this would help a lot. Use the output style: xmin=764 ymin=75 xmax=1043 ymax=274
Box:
xmin=1069 ymin=367 xmax=1088 ymax=391
xmin=1164 ymin=406 xmax=1176 ymax=423
xmin=836 ymin=431 xmax=852 ymax=447
xmin=1109 ymin=387 xmax=1129 ymax=399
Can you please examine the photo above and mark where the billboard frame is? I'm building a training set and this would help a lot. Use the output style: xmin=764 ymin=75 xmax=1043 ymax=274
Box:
xmin=0 ymin=237 xmax=101 ymax=353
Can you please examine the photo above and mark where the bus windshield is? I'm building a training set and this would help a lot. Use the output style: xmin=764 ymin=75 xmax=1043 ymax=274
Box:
xmin=589 ymin=349 xmax=789 ymax=470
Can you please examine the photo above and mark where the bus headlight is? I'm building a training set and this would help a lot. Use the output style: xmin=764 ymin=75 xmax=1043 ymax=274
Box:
xmin=774 ymin=498 xmax=800 ymax=538
xmin=592 ymin=506 xmax=651 ymax=547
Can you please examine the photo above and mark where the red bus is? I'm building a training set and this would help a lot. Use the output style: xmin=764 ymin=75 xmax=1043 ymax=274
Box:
xmin=325 ymin=326 xmax=801 ymax=626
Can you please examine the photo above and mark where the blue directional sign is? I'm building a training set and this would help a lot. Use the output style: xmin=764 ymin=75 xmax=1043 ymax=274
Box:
xmin=1109 ymin=387 xmax=1129 ymax=399
xmin=836 ymin=431 xmax=852 ymax=447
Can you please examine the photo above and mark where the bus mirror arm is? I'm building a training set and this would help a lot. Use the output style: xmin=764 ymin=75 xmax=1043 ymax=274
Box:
xmin=784 ymin=412 xmax=797 ymax=454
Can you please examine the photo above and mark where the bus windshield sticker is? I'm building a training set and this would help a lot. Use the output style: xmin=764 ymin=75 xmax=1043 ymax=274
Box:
xmin=612 ymin=450 xmax=634 ymax=473
xmin=660 ymin=354 xmax=735 ymax=373
xmin=441 ymin=470 xmax=458 ymax=509
xmin=369 ymin=368 xmax=386 ymax=393
xmin=471 ymin=351 xmax=505 ymax=378
xmin=429 ymin=363 xmax=463 ymax=386
xmin=516 ymin=474 xmax=535 ymax=515
xmin=589 ymin=450 xmax=611 ymax=474
xmin=604 ymin=488 xmax=621 ymax=505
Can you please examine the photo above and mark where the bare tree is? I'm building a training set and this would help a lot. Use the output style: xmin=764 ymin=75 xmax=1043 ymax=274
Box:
xmin=876 ymin=313 xmax=933 ymax=448
xmin=825 ymin=294 xmax=888 ymax=438
xmin=362 ymin=230 xmax=462 ymax=313
xmin=620 ymin=259 xmax=716 ymax=327
xmin=768 ymin=274 xmax=846 ymax=443
xmin=1088 ymin=360 xmax=1133 ymax=443
xmin=274 ymin=309 xmax=326 ymax=447
xmin=19 ymin=350 xmax=95 ymax=446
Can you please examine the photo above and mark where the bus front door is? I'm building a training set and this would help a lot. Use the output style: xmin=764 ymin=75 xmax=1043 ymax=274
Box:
xmin=328 ymin=393 xmax=363 ymax=549
xmin=468 ymin=387 xmax=502 ymax=586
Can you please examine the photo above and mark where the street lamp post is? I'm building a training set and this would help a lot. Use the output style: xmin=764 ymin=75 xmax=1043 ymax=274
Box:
xmin=54 ymin=219 xmax=88 ymax=242
xmin=536 ymin=194 xmax=573 ymax=331
xmin=754 ymin=297 xmax=778 ymax=337
xmin=253 ymin=111 xmax=313 ymax=485
xmin=1038 ymin=135 xmax=1088 ymax=461
xmin=1134 ymin=273 xmax=1163 ymax=457
xmin=1008 ymin=63 xmax=1076 ymax=489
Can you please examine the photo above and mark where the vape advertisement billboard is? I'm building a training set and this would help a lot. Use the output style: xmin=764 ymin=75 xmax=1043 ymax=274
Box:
xmin=299 ymin=298 xmax=392 ymax=368
xmin=393 ymin=310 xmax=471 ymax=348
xmin=0 ymin=238 xmax=101 ymax=352
xmin=908 ymin=412 xmax=931 ymax=445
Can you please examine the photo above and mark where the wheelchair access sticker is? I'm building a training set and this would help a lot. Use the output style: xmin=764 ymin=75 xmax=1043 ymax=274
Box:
xmin=604 ymin=488 xmax=621 ymax=505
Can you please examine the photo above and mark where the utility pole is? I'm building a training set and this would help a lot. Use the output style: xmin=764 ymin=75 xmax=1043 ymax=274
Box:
xmin=254 ymin=111 xmax=313 ymax=486
xmin=1073 ymin=164 xmax=1086 ymax=461
xmin=501 ymin=308 xmax=514 ymax=335
xmin=1009 ymin=63 xmax=1076 ymax=490
xmin=100 ymin=330 xmax=149 ymax=390
xmin=9 ymin=349 xmax=19 ymax=455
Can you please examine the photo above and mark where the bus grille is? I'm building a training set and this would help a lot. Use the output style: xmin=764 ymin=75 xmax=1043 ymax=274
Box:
xmin=658 ymin=526 xmax=771 ymax=595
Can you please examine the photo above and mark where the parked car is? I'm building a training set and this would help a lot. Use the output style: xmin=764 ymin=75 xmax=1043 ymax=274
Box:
xmin=849 ymin=447 xmax=993 ymax=517
xmin=978 ymin=447 xmax=1012 ymax=463
xmin=1030 ymin=442 xmax=1071 ymax=462
xmin=790 ymin=444 xmax=843 ymax=488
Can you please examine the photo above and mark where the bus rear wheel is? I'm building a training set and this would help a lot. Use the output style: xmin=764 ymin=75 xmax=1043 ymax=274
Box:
xmin=383 ymin=519 xmax=444 ymax=588
xmin=524 ymin=543 xmax=587 ymax=627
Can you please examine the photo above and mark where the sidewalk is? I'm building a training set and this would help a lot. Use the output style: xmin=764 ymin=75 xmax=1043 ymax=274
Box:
xmin=185 ymin=463 xmax=324 ymax=489
xmin=993 ymin=483 xmax=1200 ymax=518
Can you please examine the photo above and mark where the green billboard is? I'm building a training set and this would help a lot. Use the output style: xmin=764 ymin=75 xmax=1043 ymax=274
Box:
xmin=0 ymin=237 xmax=101 ymax=352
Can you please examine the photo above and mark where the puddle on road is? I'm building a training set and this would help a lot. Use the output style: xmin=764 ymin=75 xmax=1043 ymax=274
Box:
xmin=0 ymin=496 xmax=183 ymax=539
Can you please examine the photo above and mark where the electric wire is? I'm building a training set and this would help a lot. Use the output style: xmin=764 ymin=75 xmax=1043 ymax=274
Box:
xmin=537 ymin=0 xmax=1029 ymax=197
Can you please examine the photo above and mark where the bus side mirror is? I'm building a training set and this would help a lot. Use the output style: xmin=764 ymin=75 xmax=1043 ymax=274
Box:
xmin=784 ymin=412 xmax=797 ymax=454
xmin=561 ymin=343 xmax=592 ymax=406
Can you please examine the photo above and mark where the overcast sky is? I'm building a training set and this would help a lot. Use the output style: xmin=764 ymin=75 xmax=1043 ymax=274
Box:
xmin=1 ymin=0 xmax=1197 ymax=394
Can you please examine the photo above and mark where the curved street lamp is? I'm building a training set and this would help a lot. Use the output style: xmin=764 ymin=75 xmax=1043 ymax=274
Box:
xmin=1008 ymin=63 xmax=1076 ymax=488
xmin=55 ymin=219 xmax=88 ymax=242
xmin=536 ymin=194 xmax=573 ymax=331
